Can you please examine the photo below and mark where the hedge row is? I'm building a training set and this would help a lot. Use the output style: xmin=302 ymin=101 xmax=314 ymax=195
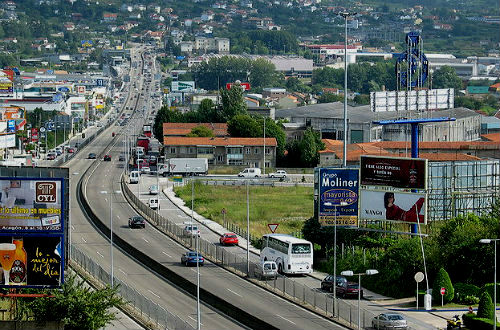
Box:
xmin=462 ymin=312 xmax=499 ymax=329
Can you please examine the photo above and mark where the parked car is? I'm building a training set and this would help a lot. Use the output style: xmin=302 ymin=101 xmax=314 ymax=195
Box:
xmin=336 ymin=281 xmax=363 ymax=298
xmin=46 ymin=153 xmax=56 ymax=160
xmin=254 ymin=261 xmax=278 ymax=280
xmin=181 ymin=251 xmax=204 ymax=266
xmin=219 ymin=233 xmax=239 ymax=246
xmin=141 ymin=166 xmax=151 ymax=174
xmin=88 ymin=153 xmax=97 ymax=159
xmin=372 ymin=313 xmax=408 ymax=330
xmin=267 ymin=170 xmax=287 ymax=179
xmin=321 ymin=275 xmax=347 ymax=293
xmin=149 ymin=185 xmax=159 ymax=195
xmin=103 ymin=155 xmax=112 ymax=161
xmin=183 ymin=222 xmax=200 ymax=237
xmin=128 ymin=216 xmax=145 ymax=229
xmin=67 ymin=147 xmax=75 ymax=153
xmin=119 ymin=154 xmax=126 ymax=161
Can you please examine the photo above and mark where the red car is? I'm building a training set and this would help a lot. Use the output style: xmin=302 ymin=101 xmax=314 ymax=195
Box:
xmin=67 ymin=148 xmax=75 ymax=153
xmin=336 ymin=281 xmax=363 ymax=299
xmin=104 ymin=155 xmax=112 ymax=161
xmin=219 ymin=233 xmax=239 ymax=246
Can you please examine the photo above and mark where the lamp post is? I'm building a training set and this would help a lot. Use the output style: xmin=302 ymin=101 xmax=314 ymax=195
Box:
xmin=100 ymin=190 xmax=121 ymax=286
xmin=188 ymin=168 xmax=201 ymax=330
xmin=324 ymin=201 xmax=348 ymax=317
xmin=338 ymin=11 xmax=356 ymax=167
xmin=480 ymin=238 xmax=498 ymax=330
xmin=341 ymin=269 xmax=378 ymax=329
xmin=246 ymin=180 xmax=250 ymax=276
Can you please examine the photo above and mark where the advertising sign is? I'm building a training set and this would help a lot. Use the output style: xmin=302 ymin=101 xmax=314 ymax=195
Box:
xmin=76 ymin=86 xmax=86 ymax=94
xmin=58 ymin=86 xmax=70 ymax=92
xmin=0 ymin=178 xmax=63 ymax=231
xmin=0 ymin=81 xmax=13 ymax=94
xmin=31 ymin=128 xmax=38 ymax=142
xmin=171 ymin=81 xmax=195 ymax=92
xmin=0 ymin=69 xmax=14 ymax=82
xmin=0 ymin=134 xmax=15 ymax=148
xmin=359 ymin=189 xmax=426 ymax=224
xmin=370 ymin=88 xmax=454 ymax=112
xmin=6 ymin=120 xmax=15 ymax=133
xmin=81 ymin=40 xmax=93 ymax=48
xmin=226 ymin=82 xmax=251 ymax=90
xmin=0 ymin=107 xmax=25 ymax=120
xmin=96 ymin=79 xmax=104 ymax=86
xmin=318 ymin=168 xmax=359 ymax=227
xmin=360 ymin=155 xmax=427 ymax=190
xmin=0 ymin=236 xmax=62 ymax=287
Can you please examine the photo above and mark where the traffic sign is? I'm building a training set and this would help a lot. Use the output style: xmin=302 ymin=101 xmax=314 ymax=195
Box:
xmin=268 ymin=223 xmax=279 ymax=233
xmin=414 ymin=272 xmax=424 ymax=283
xmin=440 ymin=287 xmax=445 ymax=295
xmin=221 ymin=208 xmax=226 ymax=215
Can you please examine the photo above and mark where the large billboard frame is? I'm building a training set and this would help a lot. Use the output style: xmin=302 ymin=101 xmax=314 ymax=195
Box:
xmin=317 ymin=168 xmax=359 ymax=227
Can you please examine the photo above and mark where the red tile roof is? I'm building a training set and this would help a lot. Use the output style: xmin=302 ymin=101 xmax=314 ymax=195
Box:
xmin=164 ymin=136 xmax=277 ymax=147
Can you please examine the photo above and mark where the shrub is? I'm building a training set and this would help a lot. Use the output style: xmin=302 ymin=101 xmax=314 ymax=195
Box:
xmin=432 ymin=268 xmax=454 ymax=303
xmin=463 ymin=312 xmax=499 ymax=330
xmin=454 ymin=283 xmax=480 ymax=303
xmin=477 ymin=291 xmax=495 ymax=319
xmin=482 ymin=283 xmax=500 ymax=304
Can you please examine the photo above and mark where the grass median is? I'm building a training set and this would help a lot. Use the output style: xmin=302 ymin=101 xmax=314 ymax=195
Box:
xmin=173 ymin=182 xmax=313 ymax=237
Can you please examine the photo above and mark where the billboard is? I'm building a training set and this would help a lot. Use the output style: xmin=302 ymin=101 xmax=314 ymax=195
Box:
xmin=0 ymin=107 xmax=25 ymax=120
xmin=318 ymin=168 xmax=359 ymax=227
xmin=359 ymin=189 xmax=427 ymax=224
xmin=81 ymin=40 xmax=93 ymax=48
xmin=360 ymin=155 xmax=427 ymax=190
xmin=171 ymin=81 xmax=195 ymax=92
xmin=31 ymin=128 xmax=38 ymax=142
xmin=0 ymin=236 xmax=62 ymax=287
xmin=0 ymin=81 xmax=13 ymax=94
xmin=0 ymin=178 xmax=64 ymax=231
xmin=6 ymin=120 xmax=15 ymax=133
xmin=0 ymin=134 xmax=15 ymax=148
xmin=370 ymin=88 xmax=454 ymax=112
xmin=0 ymin=69 xmax=14 ymax=82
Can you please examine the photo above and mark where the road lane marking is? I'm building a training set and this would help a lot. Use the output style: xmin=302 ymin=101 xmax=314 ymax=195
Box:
xmin=143 ymin=238 xmax=149 ymax=243
xmin=82 ymin=237 xmax=87 ymax=243
xmin=162 ymin=251 xmax=172 ymax=258
xmin=227 ymin=288 xmax=242 ymax=297
xmin=71 ymin=225 xmax=75 ymax=230
xmin=96 ymin=251 xmax=104 ymax=258
xmin=118 ymin=268 xmax=127 ymax=275
xmin=187 ymin=316 xmax=203 ymax=325
xmin=148 ymin=290 xmax=161 ymax=299
xmin=277 ymin=315 xmax=296 ymax=325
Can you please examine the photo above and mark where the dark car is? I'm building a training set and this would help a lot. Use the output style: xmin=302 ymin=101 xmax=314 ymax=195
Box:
xmin=88 ymin=153 xmax=97 ymax=159
xmin=337 ymin=281 xmax=363 ymax=299
xmin=119 ymin=154 xmax=126 ymax=161
xmin=128 ymin=216 xmax=145 ymax=228
xmin=103 ymin=154 xmax=112 ymax=161
xmin=321 ymin=275 xmax=347 ymax=293
xmin=181 ymin=251 xmax=204 ymax=266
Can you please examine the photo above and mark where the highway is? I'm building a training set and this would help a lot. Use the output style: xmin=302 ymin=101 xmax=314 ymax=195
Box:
xmin=60 ymin=46 xmax=247 ymax=330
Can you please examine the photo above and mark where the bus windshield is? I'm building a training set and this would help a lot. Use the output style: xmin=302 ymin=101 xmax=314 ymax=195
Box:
xmin=291 ymin=243 xmax=311 ymax=254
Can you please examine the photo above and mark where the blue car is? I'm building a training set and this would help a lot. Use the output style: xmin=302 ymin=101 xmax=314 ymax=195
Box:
xmin=181 ymin=251 xmax=204 ymax=266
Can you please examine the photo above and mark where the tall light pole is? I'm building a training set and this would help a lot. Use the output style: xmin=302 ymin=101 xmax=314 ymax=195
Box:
xmin=100 ymin=190 xmax=121 ymax=286
xmin=325 ymin=201 xmax=348 ymax=317
xmin=189 ymin=169 xmax=201 ymax=330
xmin=480 ymin=238 xmax=498 ymax=330
xmin=339 ymin=11 xmax=356 ymax=168
xmin=341 ymin=269 xmax=378 ymax=330
xmin=263 ymin=118 xmax=266 ymax=175
xmin=246 ymin=180 xmax=250 ymax=276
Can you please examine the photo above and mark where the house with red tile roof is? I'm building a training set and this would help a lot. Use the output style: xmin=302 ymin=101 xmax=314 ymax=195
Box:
xmin=163 ymin=136 xmax=277 ymax=167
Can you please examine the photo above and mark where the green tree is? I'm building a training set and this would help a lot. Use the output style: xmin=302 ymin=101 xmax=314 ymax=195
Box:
xmin=23 ymin=274 xmax=123 ymax=330
xmin=220 ymin=84 xmax=247 ymax=121
xmin=249 ymin=58 xmax=278 ymax=89
xmin=298 ymin=127 xmax=324 ymax=167
xmin=353 ymin=94 xmax=370 ymax=105
xmin=477 ymin=291 xmax=495 ymax=319
xmin=432 ymin=268 xmax=454 ymax=303
xmin=432 ymin=66 xmax=463 ymax=91
xmin=153 ymin=106 xmax=186 ymax=141
xmin=318 ymin=93 xmax=343 ymax=103
xmin=227 ymin=114 xmax=259 ymax=137
xmin=196 ymin=99 xmax=220 ymax=122
xmin=187 ymin=125 xmax=214 ymax=137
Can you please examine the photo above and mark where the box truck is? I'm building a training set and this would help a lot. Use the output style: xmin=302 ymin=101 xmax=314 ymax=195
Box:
xmin=158 ymin=158 xmax=208 ymax=177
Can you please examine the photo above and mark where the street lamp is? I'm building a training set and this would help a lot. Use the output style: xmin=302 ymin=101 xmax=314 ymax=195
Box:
xmin=324 ymin=201 xmax=348 ymax=317
xmin=246 ymin=180 xmax=250 ymax=276
xmin=100 ymin=190 xmax=121 ymax=287
xmin=187 ymin=168 xmax=201 ymax=330
xmin=480 ymin=238 xmax=498 ymax=330
xmin=341 ymin=269 xmax=378 ymax=329
xmin=338 ymin=11 xmax=357 ymax=168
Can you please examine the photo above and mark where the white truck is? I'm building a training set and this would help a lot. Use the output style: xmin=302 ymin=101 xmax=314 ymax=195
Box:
xmin=158 ymin=158 xmax=208 ymax=177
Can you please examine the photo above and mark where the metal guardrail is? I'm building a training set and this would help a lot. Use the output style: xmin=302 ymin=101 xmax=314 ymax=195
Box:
xmin=121 ymin=177 xmax=380 ymax=330
xmin=71 ymin=246 xmax=194 ymax=330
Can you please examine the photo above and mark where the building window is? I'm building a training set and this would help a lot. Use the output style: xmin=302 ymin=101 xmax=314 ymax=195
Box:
xmin=217 ymin=155 xmax=223 ymax=162
xmin=197 ymin=147 xmax=213 ymax=154
xmin=170 ymin=147 xmax=176 ymax=154
xmin=189 ymin=147 xmax=195 ymax=154
xmin=265 ymin=147 xmax=272 ymax=155
xmin=228 ymin=159 xmax=243 ymax=165
xmin=254 ymin=148 xmax=259 ymax=154
xmin=246 ymin=148 xmax=251 ymax=154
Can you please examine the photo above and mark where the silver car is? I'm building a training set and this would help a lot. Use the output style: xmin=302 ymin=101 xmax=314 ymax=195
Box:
xmin=254 ymin=261 xmax=278 ymax=280
xmin=372 ymin=313 xmax=408 ymax=330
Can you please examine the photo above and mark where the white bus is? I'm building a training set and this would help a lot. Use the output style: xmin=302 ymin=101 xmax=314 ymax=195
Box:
xmin=260 ymin=234 xmax=313 ymax=275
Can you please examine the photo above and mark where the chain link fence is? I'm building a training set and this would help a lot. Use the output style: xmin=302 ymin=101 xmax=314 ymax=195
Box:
xmin=71 ymin=245 xmax=195 ymax=330
xmin=121 ymin=177 xmax=381 ymax=330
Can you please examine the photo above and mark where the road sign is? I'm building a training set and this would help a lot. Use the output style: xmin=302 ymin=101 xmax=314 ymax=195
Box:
xmin=268 ymin=223 xmax=279 ymax=233
xmin=440 ymin=287 xmax=445 ymax=295
xmin=221 ymin=208 xmax=226 ymax=215
xmin=39 ymin=127 xmax=46 ymax=133
xmin=414 ymin=272 xmax=424 ymax=283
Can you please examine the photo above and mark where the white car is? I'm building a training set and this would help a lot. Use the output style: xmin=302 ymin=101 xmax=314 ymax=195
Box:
xmin=372 ymin=313 xmax=408 ymax=330
xmin=183 ymin=222 xmax=200 ymax=237
xmin=141 ymin=166 xmax=151 ymax=174
xmin=268 ymin=170 xmax=287 ymax=179
xmin=149 ymin=185 xmax=159 ymax=195
xmin=148 ymin=197 xmax=159 ymax=210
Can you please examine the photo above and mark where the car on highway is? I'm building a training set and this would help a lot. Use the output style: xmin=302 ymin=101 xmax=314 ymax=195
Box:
xmin=88 ymin=153 xmax=97 ymax=159
xmin=148 ymin=197 xmax=159 ymax=210
xmin=181 ymin=251 xmax=204 ymax=266
xmin=141 ymin=166 xmax=151 ymax=174
xmin=128 ymin=216 xmax=145 ymax=229
xmin=254 ymin=261 xmax=278 ymax=280
xmin=321 ymin=275 xmax=347 ymax=293
xmin=183 ymin=222 xmax=200 ymax=237
xmin=46 ymin=153 xmax=57 ymax=160
xmin=371 ymin=313 xmax=408 ymax=330
xmin=149 ymin=185 xmax=159 ymax=195
xmin=103 ymin=155 xmax=112 ymax=161
xmin=336 ymin=281 xmax=363 ymax=298
xmin=268 ymin=170 xmax=287 ymax=179
xmin=119 ymin=154 xmax=126 ymax=161
xmin=67 ymin=147 xmax=75 ymax=153
xmin=219 ymin=233 xmax=239 ymax=246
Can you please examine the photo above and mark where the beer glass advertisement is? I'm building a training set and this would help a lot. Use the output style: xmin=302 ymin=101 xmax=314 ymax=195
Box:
xmin=318 ymin=168 xmax=359 ymax=227
xmin=360 ymin=156 xmax=427 ymax=190
xmin=0 ymin=178 xmax=63 ymax=231
xmin=359 ymin=189 xmax=427 ymax=224
xmin=0 ymin=236 xmax=62 ymax=287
